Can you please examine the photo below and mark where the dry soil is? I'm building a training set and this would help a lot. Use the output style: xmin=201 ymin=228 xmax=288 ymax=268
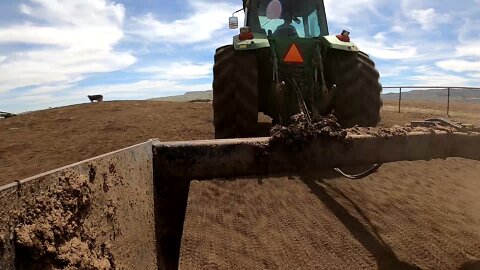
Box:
xmin=1 ymin=100 xmax=480 ymax=270
xmin=1 ymin=100 xmax=473 ymax=185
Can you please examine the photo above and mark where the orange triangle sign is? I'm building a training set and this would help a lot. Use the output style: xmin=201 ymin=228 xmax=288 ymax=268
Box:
xmin=284 ymin=43 xmax=304 ymax=63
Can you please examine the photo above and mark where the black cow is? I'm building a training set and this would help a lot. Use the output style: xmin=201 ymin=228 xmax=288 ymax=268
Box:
xmin=87 ymin=95 xmax=103 ymax=102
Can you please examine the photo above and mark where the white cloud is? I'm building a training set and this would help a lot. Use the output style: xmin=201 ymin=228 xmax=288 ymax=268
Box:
xmin=18 ymin=0 xmax=124 ymax=27
xmin=437 ymin=60 xmax=480 ymax=73
xmin=410 ymin=74 xmax=473 ymax=86
xmin=407 ymin=8 xmax=451 ymax=30
xmin=324 ymin=0 xmax=380 ymax=24
xmin=136 ymin=62 xmax=212 ymax=80
xmin=0 ymin=48 xmax=135 ymax=93
xmin=130 ymin=1 xmax=241 ymax=44
xmin=77 ymin=80 xmax=211 ymax=97
xmin=0 ymin=25 xmax=123 ymax=49
xmin=436 ymin=17 xmax=480 ymax=75
xmin=378 ymin=65 xmax=410 ymax=78
xmin=455 ymin=42 xmax=480 ymax=57
xmin=28 ymin=83 xmax=77 ymax=95
xmin=458 ymin=17 xmax=480 ymax=43
xmin=410 ymin=66 xmax=477 ymax=86
xmin=468 ymin=72 xmax=480 ymax=79
xmin=355 ymin=39 xmax=417 ymax=60
xmin=0 ymin=0 xmax=135 ymax=94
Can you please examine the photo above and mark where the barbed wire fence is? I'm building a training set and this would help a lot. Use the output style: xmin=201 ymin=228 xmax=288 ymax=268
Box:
xmin=383 ymin=86 xmax=480 ymax=116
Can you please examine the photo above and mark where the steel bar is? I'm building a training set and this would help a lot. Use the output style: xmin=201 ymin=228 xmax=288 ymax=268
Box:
xmin=447 ymin=87 xmax=451 ymax=116
xmin=383 ymin=86 xmax=480 ymax=90
xmin=398 ymin=87 xmax=402 ymax=113
xmin=153 ymin=131 xmax=480 ymax=180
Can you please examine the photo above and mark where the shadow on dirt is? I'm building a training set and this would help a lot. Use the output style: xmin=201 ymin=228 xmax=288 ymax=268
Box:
xmin=301 ymin=172 xmax=421 ymax=270
xmin=458 ymin=261 xmax=480 ymax=270
xmin=254 ymin=122 xmax=273 ymax=137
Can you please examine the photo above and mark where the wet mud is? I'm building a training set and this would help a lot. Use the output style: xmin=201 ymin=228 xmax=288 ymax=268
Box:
xmin=269 ymin=114 xmax=347 ymax=151
xmin=14 ymin=172 xmax=114 ymax=270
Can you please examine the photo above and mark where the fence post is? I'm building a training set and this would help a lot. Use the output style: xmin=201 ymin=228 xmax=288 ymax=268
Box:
xmin=447 ymin=87 xmax=451 ymax=116
xmin=398 ymin=87 xmax=402 ymax=113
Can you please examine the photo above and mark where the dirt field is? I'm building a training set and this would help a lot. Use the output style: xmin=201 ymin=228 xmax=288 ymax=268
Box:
xmin=181 ymin=160 xmax=480 ymax=270
xmin=1 ymin=100 xmax=480 ymax=269
xmin=383 ymin=100 xmax=480 ymax=126
xmin=2 ymin=100 xmax=477 ymax=185
xmin=0 ymin=101 xmax=213 ymax=185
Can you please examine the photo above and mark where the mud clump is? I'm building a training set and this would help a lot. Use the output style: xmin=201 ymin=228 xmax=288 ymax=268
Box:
xmin=347 ymin=125 xmax=457 ymax=137
xmin=269 ymin=114 xmax=347 ymax=151
xmin=347 ymin=125 xmax=413 ymax=137
xmin=14 ymin=172 xmax=114 ymax=270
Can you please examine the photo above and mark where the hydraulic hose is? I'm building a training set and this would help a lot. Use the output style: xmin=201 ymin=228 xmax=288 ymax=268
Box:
xmin=334 ymin=164 xmax=383 ymax=180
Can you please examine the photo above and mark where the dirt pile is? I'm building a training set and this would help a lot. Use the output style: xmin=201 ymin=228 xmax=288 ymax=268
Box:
xmin=347 ymin=125 xmax=413 ymax=137
xmin=347 ymin=124 xmax=462 ymax=137
xmin=14 ymin=172 xmax=114 ymax=270
xmin=269 ymin=114 xmax=347 ymax=150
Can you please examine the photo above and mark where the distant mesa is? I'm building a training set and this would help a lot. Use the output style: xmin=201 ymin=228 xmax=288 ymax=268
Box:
xmin=151 ymin=90 xmax=212 ymax=102
xmin=150 ymin=89 xmax=480 ymax=103
xmin=382 ymin=88 xmax=480 ymax=103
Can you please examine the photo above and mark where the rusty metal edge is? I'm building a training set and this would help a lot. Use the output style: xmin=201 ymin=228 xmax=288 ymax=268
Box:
xmin=153 ymin=131 xmax=480 ymax=180
xmin=3 ymin=129 xmax=480 ymax=191
xmin=0 ymin=139 xmax=160 ymax=193
xmin=155 ymin=137 xmax=270 ymax=146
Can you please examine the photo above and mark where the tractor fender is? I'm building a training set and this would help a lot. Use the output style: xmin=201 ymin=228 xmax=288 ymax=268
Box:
xmin=322 ymin=35 xmax=360 ymax=52
xmin=233 ymin=33 xmax=270 ymax=51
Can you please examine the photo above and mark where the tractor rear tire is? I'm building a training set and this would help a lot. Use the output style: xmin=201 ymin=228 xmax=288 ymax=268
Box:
xmin=213 ymin=45 xmax=236 ymax=139
xmin=212 ymin=46 xmax=259 ymax=138
xmin=233 ymin=50 xmax=259 ymax=138
xmin=326 ymin=50 xmax=383 ymax=128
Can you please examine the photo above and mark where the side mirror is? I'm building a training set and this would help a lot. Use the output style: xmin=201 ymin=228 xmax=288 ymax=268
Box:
xmin=229 ymin=16 xmax=239 ymax=29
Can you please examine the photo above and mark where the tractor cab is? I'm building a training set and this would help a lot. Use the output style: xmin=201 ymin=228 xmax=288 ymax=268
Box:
xmin=245 ymin=0 xmax=329 ymax=38
xmin=230 ymin=0 xmax=354 ymax=53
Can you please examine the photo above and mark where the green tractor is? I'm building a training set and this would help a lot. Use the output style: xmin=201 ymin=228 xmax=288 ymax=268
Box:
xmin=213 ymin=0 xmax=383 ymax=138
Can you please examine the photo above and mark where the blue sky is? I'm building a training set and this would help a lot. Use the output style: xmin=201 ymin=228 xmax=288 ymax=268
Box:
xmin=0 ymin=0 xmax=480 ymax=113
